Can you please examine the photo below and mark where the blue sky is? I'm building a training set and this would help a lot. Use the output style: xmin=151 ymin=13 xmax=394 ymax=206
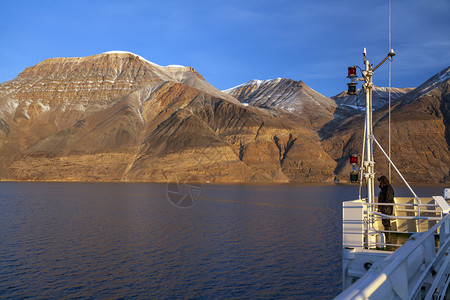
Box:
xmin=1 ymin=0 xmax=449 ymax=97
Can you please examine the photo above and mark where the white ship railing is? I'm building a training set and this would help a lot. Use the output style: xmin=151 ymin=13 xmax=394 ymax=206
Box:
xmin=336 ymin=213 xmax=450 ymax=299
xmin=343 ymin=196 xmax=449 ymax=250
xmin=370 ymin=200 xmax=443 ymax=249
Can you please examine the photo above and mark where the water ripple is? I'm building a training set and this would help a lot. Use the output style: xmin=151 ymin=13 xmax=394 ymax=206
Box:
xmin=1 ymin=182 xmax=441 ymax=299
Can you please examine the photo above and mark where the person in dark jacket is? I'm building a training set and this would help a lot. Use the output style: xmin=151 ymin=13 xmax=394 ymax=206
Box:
xmin=377 ymin=175 xmax=395 ymax=241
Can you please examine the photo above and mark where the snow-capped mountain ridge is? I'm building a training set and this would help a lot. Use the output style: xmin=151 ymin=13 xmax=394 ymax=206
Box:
xmin=223 ymin=77 xmax=336 ymax=128
xmin=3 ymin=51 xmax=240 ymax=106
xmin=224 ymin=77 xmax=334 ymax=108
xmin=222 ymin=78 xmax=283 ymax=94
xmin=404 ymin=66 xmax=450 ymax=101
xmin=102 ymin=51 xmax=162 ymax=67
xmin=332 ymin=86 xmax=414 ymax=111
xmin=102 ymin=51 xmax=189 ymax=70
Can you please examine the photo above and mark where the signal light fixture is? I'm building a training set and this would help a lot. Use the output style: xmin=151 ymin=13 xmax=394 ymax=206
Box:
xmin=347 ymin=66 xmax=357 ymax=78
xmin=347 ymin=82 xmax=357 ymax=95
xmin=350 ymin=172 xmax=359 ymax=183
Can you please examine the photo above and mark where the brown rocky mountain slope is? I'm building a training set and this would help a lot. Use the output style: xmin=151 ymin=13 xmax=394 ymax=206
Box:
xmin=0 ymin=52 xmax=448 ymax=183
xmin=0 ymin=52 xmax=336 ymax=183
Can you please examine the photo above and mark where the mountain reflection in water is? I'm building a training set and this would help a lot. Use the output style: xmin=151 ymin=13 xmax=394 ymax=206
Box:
xmin=0 ymin=182 xmax=444 ymax=299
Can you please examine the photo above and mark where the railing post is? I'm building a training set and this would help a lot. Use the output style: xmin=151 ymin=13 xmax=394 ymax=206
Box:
xmin=441 ymin=215 xmax=450 ymax=245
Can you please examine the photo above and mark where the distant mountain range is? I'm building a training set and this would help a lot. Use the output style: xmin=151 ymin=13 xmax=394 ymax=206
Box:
xmin=0 ymin=51 xmax=448 ymax=183
xmin=332 ymin=86 xmax=414 ymax=110
xmin=322 ymin=66 xmax=450 ymax=183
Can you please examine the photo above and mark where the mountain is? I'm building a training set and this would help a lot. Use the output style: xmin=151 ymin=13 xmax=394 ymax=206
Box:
xmin=0 ymin=52 xmax=337 ymax=183
xmin=0 ymin=52 xmax=448 ymax=183
xmin=223 ymin=75 xmax=448 ymax=183
xmin=322 ymin=66 xmax=450 ymax=183
xmin=332 ymin=86 xmax=414 ymax=111
xmin=223 ymin=78 xmax=337 ymax=129
xmin=319 ymin=86 xmax=414 ymax=139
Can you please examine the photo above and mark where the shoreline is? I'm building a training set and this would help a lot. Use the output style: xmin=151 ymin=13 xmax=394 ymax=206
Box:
xmin=0 ymin=179 xmax=448 ymax=187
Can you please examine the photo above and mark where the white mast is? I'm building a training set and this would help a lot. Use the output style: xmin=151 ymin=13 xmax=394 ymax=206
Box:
xmin=347 ymin=48 xmax=396 ymax=246
xmin=362 ymin=49 xmax=375 ymax=214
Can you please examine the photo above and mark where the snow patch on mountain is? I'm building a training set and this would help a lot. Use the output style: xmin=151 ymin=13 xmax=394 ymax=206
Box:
xmin=165 ymin=64 xmax=186 ymax=68
xmin=409 ymin=66 xmax=450 ymax=100
xmin=102 ymin=51 xmax=166 ymax=69
xmin=222 ymin=78 xmax=282 ymax=93
xmin=102 ymin=51 xmax=190 ymax=70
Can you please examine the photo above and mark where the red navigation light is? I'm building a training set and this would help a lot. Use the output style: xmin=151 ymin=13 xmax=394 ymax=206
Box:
xmin=347 ymin=66 xmax=357 ymax=78
xmin=350 ymin=154 xmax=358 ymax=165
xmin=347 ymin=82 xmax=357 ymax=95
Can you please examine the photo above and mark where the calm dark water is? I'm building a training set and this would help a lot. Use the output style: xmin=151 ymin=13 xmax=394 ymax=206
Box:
xmin=0 ymin=182 xmax=445 ymax=299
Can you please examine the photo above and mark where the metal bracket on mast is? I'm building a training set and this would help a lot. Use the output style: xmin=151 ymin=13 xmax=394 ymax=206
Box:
xmin=363 ymin=161 xmax=375 ymax=167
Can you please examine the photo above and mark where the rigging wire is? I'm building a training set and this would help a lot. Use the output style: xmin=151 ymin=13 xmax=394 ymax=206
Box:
xmin=359 ymin=108 xmax=367 ymax=200
xmin=355 ymin=66 xmax=364 ymax=111
xmin=388 ymin=0 xmax=392 ymax=182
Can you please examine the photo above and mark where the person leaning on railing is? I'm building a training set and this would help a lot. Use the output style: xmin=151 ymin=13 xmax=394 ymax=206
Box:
xmin=378 ymin=175 xmax=395 ymax=241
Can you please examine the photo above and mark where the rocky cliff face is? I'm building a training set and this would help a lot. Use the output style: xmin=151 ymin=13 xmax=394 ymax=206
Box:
xmin=0 ymin=52 xmax=336 ymax=183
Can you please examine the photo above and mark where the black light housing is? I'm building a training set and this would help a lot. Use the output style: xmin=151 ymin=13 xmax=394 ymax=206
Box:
xmin=350 ymin=171 xmax=359 ymax=183
xmin=347 ymin=82 xmax=357 ymax=95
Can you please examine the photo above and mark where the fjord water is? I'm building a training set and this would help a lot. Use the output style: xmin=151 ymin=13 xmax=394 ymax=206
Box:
xmin=0 ymin=182 xmax=445 ymax=299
